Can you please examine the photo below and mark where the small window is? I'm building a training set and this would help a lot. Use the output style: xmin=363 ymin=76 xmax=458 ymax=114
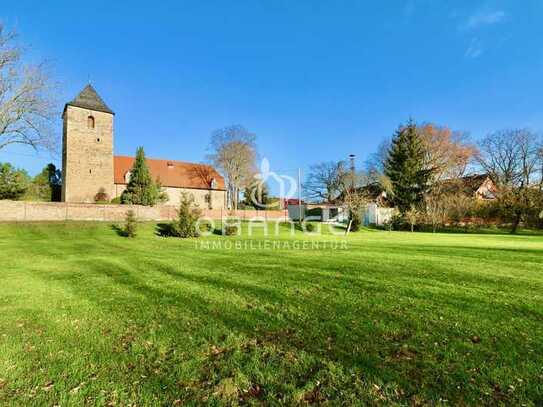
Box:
xmin=88 ymin=116 xmax=95 ymax=129
xmin=96 ymin=138 xmax=101 ymax=143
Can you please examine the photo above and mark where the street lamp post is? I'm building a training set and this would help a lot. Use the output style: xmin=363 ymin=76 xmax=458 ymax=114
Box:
xmin=349 ymin=154 xmax=356 ymax=191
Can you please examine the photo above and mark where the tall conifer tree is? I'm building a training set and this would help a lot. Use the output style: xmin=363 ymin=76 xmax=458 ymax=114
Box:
xmin=385 ymin=120 xmax=432 ymax=213
xmin=121 ymin=147 xmax=157 ymax=206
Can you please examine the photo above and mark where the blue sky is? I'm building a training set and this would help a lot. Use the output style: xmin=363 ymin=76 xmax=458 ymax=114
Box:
xmin=3 ymin=0 xmax=543 ymax=184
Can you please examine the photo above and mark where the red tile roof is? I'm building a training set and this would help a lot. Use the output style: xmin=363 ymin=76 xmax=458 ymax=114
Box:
xmin=114 ymin=156 xmax=226 ymax=190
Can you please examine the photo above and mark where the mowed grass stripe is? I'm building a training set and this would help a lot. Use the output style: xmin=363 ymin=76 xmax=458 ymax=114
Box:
xmin=0 ymin=222 xmax=541 ymax=405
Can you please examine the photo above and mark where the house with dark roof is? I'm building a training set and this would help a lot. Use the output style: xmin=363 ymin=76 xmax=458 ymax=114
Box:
xmin=61 ymin=84 xmax=226 ymax=207
xmin=440 ymin=174 xmax=497 ymax=200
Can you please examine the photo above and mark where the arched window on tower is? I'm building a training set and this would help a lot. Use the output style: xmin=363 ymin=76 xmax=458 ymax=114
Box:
xmin=87 ymin=115 xmax=95 ymax=129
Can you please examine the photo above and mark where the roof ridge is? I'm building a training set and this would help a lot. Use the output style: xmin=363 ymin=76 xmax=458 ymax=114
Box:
xmin=113 ymin=155 xmax=211 ymax=166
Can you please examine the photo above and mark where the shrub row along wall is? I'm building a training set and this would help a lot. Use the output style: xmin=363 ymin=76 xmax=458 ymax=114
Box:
xmin=0 ymin=201 xmax=289 ymax=222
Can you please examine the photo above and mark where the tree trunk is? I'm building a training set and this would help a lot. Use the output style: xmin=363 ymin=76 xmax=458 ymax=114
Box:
xmin=228 ymin=185 xmax=237 ymax=210
xmin=411 ymin=224 xmax=414 ymax=232
xmin=511 ymin=212 xmax=522 ymax=234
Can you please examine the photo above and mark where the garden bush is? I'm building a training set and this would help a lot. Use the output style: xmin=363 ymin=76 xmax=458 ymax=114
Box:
xmin=123 ymin=210 xmax=137 ymax=238
xmin=94 ymin=188 xmax=109 ymax=203
xmin=389 ymin=213 xmax=408 ymax=231
xmin=198 ymin=222 xmax=213 ymax=234
xmin=223 ymin=225 xmax=239 ymax=236
xmin=170 ymin=193 xmax=201 ymax=238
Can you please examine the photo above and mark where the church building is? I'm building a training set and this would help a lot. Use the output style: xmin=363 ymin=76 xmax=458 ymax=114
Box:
xmin=61 ymin=85 xmax=226 ymax=208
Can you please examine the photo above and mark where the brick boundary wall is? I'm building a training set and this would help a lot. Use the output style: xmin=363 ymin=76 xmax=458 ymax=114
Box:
xmin=0 ymin=201 xmax=289 ymax=222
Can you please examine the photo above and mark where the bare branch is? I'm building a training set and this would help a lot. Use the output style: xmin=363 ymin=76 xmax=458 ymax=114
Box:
xmin=418 ymin=123 xmax=477 ymax=181
xmin=476 ymin=129 xmax=541 ymax=188
xmin=0 ymin=23 xmax=57 ymax=153
xmin=303 ymin=161 xmax=345 ymax=203
xmin=207 ymin=125 xmax=257 ymax=209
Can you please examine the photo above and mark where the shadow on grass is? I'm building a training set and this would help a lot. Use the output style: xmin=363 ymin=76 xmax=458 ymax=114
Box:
xmin=111 ymin=224 xmax=128 ymax=237
xmin=155 ymin=222 xmax=177 ymax=237
xmin=156 ymin=223 xmax=222 ymax=237
xmin=24 ymin=248 xmax=543 ymax=405
xmin=10 ymin=219 xmax=543 ymax=405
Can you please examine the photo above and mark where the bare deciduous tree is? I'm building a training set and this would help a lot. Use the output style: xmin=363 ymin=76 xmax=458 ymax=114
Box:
xmin=0 ymin=24 xmax=56 ymax=152
xmin=303 ymin=161 xmax=345 ymax=203
xmin=418 ymin=123 xmax=476 ymax=181
xmin=477 ymin=129 xmax=542 ymax=233
xmin=404 ymin=206 xmax=420 ymax=232
xmin=444 ymin=193 xmax=475 ymax=227
xmin=342 ymin=189 xmax=369 ymax=232
xmin=207 ymin=125 xmax=257 ymax=210
xmin=364 ymin=137 xmax=391 ymax=183
xmin=477 ymin=129 xmax=540 ymax=188
xmin=539 ymin=146 xmax=543 ymax=190
xmin=336 ymin=165 xmax=370 ymax=232
xmin=424 ymin=192 xmax=448 ymax=233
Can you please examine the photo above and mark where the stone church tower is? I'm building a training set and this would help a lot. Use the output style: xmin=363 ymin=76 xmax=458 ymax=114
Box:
xmin=61 ymin=85 xmax=115 ymax=202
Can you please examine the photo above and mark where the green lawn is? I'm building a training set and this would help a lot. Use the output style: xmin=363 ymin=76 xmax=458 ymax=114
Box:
xmin=0 ymin=222 xmax=542 ymax=406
